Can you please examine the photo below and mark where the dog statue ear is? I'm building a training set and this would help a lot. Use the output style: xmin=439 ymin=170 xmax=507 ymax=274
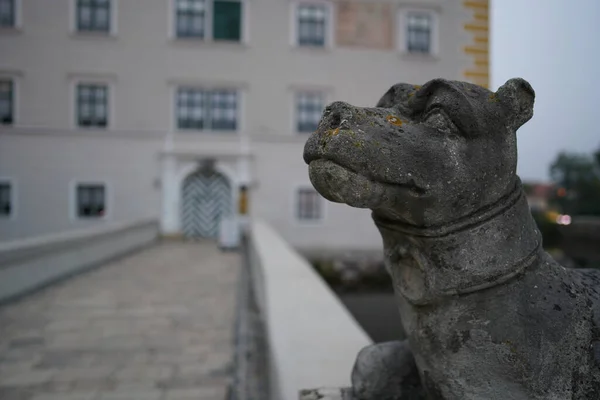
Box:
xmin=496 ymin=78 xmax=535 ymax=132
xmin=376 ymin=83 xmax=418 ymax=108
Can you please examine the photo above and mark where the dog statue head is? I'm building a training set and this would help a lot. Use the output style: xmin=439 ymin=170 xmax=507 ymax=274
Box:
xmin=303 ymin=78 xmax=535 ymax=228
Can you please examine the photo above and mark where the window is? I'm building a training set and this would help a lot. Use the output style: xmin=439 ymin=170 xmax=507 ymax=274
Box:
xmin=76 ymin=184 xmax=105 ymax=218
xmin=406 ymin=13 xmax=431 ymax=54
xmin=213 ymin=0 xmax=241 ymax=41
xmin=297 ymin=188 xmax=322 ymax=221
xmin=175 ymin=0 xmax=242 ymax=41
xmin=296 ymin=92 xmax=324 ymax=133
xmin=176 ymin=0 xmax=206 ymax=38
xmin=210 ymin=90 xmax=237 ymax=129
xmin=0 ymin=182 xmax=12 ymax=217
xmin=297 ymin=3 xmax=328 ymax=47
xmin=177 ymin=88 xmax=238 ymax=131
xmin=77 ymin=84 xmax=108 ymax=128
xmin=76 ymin=0 xmax=111 ymax=32
xmin=0 ymin=0 xmax=15 ymax=27
xmin=0 ymin=79 xmax=13 ymax=125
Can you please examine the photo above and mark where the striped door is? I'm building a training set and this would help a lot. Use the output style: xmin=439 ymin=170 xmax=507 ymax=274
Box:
xmin=181 ymin=170 xmax=232 ymax=238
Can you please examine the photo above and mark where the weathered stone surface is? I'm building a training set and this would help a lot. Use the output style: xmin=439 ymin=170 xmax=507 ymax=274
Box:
xmin=352 ymin=341 xmax=423 ymax=400
xmin=299 ymin=387 xmax=354 ymax=400
xmin=303 ymin=78 xmax=600 ymax=399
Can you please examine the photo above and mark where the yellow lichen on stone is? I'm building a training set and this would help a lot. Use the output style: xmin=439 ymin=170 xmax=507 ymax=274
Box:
xmin=386 ymin=115 xmax=403 ymax=126
xmin=413 ymin=85 xmax=422 ymax=90
xmin=325 ymin=127 xmax=340 ymax=136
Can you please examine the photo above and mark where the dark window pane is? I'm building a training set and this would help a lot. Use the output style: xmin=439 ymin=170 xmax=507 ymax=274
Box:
xmin=209 ymin=90 xmax=237 ymax=130
xmin=297 ymin=189 xmax=321 ymax=220
xmin=0 ymin=0 xmax=15 ymax=27
xmin=0 ymin=183 xmax=11 ymax=217
xmin=177 ymin=88 xmax=206 ymax=130
xmin=77 ymin=0 xmax=111 ymax=32
xmin=177 ymin=88 xmax=237 ymax=131
xmin=176 ymin=0 xmax=205 ymax=38
xmin=77 ymin=84 xmax=108 ymax=128
xmin=95 ymin=8 xmax=109 ymax=30
xmin=79 ymin=5 xmax=91 ymax=27
xmin=0 ymin=80 xmax=13 ymax=125
xmin=407 ymin=13 xmax=431 ymax=53
xmin=76 ymin=184 xmax=106 ymax=218
xmin=296 ymin=92 xmax=324 ymax=133
xmin=298 ymin=4 xmax=327 ymax=47
xmin=213 ymin=1 xmax=241 ymax=41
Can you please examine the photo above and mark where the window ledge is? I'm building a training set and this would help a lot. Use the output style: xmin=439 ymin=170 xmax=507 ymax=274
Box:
xmin=295 ymin=219 xmax=325 ymax=226
xmin=400 ymin=52 xmax=439 ymax=62
xmin=77 ymin=126 xmax=111 ymax=132
xmin=170 ymin=38 xmax=248 ymax=49
xmin=0 ymin=26 xmax=22 ymax=35
xmin=176 ymin=129 xmax=239 ymax=135
xmin=292 ymin=45 xmax=332 ymax=54
xmin=70 ymin=31 xmax=117 ymax=40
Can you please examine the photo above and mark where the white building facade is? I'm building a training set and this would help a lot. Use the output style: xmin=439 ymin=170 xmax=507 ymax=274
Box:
xmin=0 ymin=0 xmax=489 ymax=254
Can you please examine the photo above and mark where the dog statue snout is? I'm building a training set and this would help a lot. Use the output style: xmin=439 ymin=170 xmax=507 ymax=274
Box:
xmin=321 ymin=101 xmax=355 ymax=131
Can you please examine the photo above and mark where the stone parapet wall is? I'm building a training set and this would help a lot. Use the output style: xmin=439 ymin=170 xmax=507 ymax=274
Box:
xmin=248 ymin=221 xmax=372 ymax=400
xmin=0 ymin=219 xmax=159 ymax=303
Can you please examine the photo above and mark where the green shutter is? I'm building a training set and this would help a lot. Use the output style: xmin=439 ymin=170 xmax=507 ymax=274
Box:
xmin=213 ymin=1 xmax=241 ymax=41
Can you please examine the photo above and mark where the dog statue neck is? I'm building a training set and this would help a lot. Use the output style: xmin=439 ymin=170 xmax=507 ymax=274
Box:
xmin=374 ymin=179 xmax=543 ymax=306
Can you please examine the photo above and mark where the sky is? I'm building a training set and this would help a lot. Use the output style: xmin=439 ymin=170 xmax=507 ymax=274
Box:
xmin=491 ymin=0 xmax=600 ymax=182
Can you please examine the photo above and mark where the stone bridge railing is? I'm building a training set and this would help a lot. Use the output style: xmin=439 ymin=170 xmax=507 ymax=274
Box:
xmin=246 ymin=221 xmax=372 ymax=400
xmin=0 ymin=219 xmax=159 ymax=304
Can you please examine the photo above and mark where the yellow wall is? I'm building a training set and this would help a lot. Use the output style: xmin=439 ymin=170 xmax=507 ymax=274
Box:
xmin=463 ymin=0 xmax=490 ymax=88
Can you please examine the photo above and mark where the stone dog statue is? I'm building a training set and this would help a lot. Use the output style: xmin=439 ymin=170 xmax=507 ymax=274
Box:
xmin=302 ymin=78 xmax=600 ymax=399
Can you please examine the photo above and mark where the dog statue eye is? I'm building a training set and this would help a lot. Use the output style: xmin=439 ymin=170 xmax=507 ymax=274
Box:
xmin=423 ymin=109 xmax=458 ymax=134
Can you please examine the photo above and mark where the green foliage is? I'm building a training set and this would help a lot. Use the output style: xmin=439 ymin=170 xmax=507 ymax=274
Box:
xmin=522 ymin=183 xmax=535 ymax=196
xmin=549 ymin=150 xmax=600 ymax=216
xmin=311 ymin=259 xmax=392 ymax=293
xmin=312 ymin=260 xmax=341 ymax=286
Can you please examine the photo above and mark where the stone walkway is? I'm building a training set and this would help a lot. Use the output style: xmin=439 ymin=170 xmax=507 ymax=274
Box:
xmin=0 ymin=241 xmax=239 ymax=400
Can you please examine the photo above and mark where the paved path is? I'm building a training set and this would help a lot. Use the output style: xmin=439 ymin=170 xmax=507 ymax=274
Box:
xmin=0 ymin=241 xmax=239 ymax=400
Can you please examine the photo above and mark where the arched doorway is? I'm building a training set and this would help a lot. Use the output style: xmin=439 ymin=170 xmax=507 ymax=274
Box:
xmin=181 ymin=169 xmax=232 ymax=238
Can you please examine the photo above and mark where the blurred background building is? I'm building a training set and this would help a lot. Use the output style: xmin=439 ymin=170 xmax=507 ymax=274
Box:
xmin=0 ymin=0 xmax=489 ymax=253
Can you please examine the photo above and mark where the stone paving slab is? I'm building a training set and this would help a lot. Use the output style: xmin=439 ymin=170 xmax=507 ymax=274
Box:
xmin=0 ymin=241 xmax=239 ymax=400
